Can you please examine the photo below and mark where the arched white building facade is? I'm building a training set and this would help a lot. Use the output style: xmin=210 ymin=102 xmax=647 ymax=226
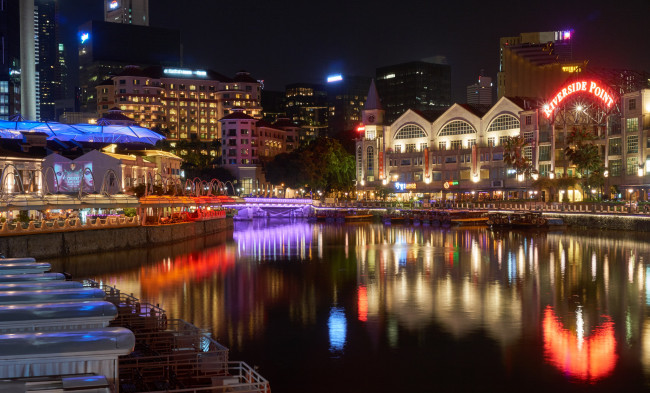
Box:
xmin=357 ymin=95 xmax=538 ymax=201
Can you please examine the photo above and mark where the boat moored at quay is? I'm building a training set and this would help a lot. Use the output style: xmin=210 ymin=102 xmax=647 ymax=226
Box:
xmin=0 ymin=256 xmax=271 ymax=393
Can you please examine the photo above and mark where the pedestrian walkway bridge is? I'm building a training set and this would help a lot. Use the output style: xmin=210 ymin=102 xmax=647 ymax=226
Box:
xmin=222 ymin=197 xmax=314 ymax=219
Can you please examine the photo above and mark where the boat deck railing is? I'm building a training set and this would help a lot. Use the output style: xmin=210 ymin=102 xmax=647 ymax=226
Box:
xmin=84 ymin=279 xmax=270 ymax=393
xmin=133 ymin=361 xmax=270 ymax=393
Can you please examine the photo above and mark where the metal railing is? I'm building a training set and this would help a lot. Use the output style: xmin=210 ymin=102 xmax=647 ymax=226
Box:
xmin=84 ymin=279 xmax=270 ymax=393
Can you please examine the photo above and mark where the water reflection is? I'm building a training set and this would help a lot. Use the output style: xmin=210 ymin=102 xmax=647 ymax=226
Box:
xmin=328 ymin=307 xmax=347 ymax=354
xmin=53 ymin=222 xmax=650 ymax=392
xmin=543 ymin=306 xmax=616 ymax=382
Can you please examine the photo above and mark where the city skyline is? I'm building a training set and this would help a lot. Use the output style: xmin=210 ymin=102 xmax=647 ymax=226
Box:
xmin=58 ymin=0 xmax=650 ymax=102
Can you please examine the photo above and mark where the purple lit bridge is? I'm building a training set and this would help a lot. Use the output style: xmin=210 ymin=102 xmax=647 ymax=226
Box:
xmin=222 ymin=197 xmax=314 ymax=220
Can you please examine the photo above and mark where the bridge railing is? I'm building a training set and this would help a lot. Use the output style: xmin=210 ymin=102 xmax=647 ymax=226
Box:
xmin=242 ymin=197 xmax=313 ymax=204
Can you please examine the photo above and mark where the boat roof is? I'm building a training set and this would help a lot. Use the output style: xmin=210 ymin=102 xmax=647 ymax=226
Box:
xmin=0 ymin=287 xmax=106 ymax=304
xmin=0 ymin=327 xmax=135 ymax=359
xmin=0 ymin=273 xmax=65 ymax=283
xmin=0 ymin=301 xmax=117 ymax=323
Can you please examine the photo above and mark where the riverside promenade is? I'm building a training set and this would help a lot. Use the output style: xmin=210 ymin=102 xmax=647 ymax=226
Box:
xmin=0 ymin=216 xmax=233 ymax=259
xmin=316 ymin=199 xmax=650 ymax=232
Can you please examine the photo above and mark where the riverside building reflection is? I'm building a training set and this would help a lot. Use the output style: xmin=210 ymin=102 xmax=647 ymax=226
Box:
xmin=52 ymin=222 xmax=650 ymax=392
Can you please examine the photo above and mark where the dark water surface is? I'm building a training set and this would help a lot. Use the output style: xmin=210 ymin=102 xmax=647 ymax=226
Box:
xmin=51 ymin=220 xmax=650 ymax=392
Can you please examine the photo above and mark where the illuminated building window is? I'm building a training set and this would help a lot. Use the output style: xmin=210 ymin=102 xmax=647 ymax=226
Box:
xmin=488 ymin=137 xmax=495 ymax=147
xmin=609 ymin=138 xmax=622 ymax=155
xmin=609 ymin=159 xmax=622 ymax=176
xmin=499 ymin=136 xmax=509 ymax=145
xmin=438 ymin=141 xmax=446 ymax=150
xmin=451 ymin=140 xmax=462 ymax=150
xmin=366 ymin=146 xmax=374 ymax=176
xmin=439 ymin=120 xmax=476 ymax=136
xmin=626 ymin=118 xmax=639 ymax=133
xmin=627 ymin=135 xmax=638 ymax=154
xmin=539 ymin=145 xmax=551 ymax=161
xmin=406 ymin=143 xmax=416 ymax=152
xmin=627 ymin=156 xmax=638 ymax=175
xmin=394 ymin=124 xmax=426 ymax=139
xmin=487 ymin=114 xmax=520 ymax=132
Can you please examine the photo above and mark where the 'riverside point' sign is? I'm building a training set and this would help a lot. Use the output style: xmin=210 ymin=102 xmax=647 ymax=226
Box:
xmin=543 ymin=80 xmax=616 ymax=118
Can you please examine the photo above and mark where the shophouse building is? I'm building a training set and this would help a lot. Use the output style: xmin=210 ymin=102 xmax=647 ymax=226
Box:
xmin=357 ymin=74 xmax=650 ymax=203
xmin=219 ymin=109 xmax=299 ymax=195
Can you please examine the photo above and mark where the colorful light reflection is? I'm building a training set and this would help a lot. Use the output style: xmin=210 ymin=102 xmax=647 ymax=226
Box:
xmin=139 ymin=246 xmax=235 ymax=294
xmin=543 ymin=306 xmax=617 ymax=382
xmin=357 ymin=285 xmax=368 ymax=322
xmin=328 ymin=307 xmax=347 ymax=353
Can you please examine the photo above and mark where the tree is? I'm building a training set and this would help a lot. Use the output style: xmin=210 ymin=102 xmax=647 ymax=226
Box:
xmin=565 ymin=127 xmax=604 ymax=197
xmin=262 ymin=137 xmax=355 ymax=193
xmin=503 ymin=135 xmax=531 ymax=177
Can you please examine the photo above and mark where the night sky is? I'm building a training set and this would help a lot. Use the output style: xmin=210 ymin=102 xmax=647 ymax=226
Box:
xmin=58 ymin=0 xmax=650 ymax=102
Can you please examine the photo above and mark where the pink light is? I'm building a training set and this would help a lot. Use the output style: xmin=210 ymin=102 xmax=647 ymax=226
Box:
xmin=563 ymin=31 xmax=571 ymax=40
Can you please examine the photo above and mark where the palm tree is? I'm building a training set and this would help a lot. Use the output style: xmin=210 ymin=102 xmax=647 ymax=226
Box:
xmin=564 ymin=127 xmax=604 ymax=197
xmin=503 ymin=135 xmax=533 ymax=198
xmin=503 ymin=135 xmax=531 ymax=177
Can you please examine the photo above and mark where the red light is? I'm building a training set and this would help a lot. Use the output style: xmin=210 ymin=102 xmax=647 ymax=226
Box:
xmin=357 ymin=285 xmax=368 ymax=322
xmin=543 ymin=306 xmax=617 ymax=382
xmin=357 ymin=125 xmax=365 ymax=132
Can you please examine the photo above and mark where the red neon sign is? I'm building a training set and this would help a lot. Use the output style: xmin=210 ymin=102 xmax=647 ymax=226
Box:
xmin=357 ymin=125 xmax=365 ymax=132
xmin=543 ymin=80 xmax=616 ymax=118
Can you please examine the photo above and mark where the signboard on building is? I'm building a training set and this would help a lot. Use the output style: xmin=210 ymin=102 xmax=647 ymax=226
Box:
xmin=443 ymin=181 xmax=459 ymax=189
xmin=53 ymin=162 xmax=93 ymax=193
xmin=378 ymin=151 xmax=384 ymax=179
xmin=543 ymin=80 xmax=617 ymax=118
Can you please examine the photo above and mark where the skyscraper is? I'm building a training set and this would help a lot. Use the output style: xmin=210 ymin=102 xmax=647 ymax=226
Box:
xmin=497 ymin=30 xmax=583 ymax=99
xmin=466 ymin=74 xmax=493 ymax=106
xmin=285 ymin=83 xmax=328 ymax=142
xmin=0 ymin=0 xmax=21 ymax=120
xmin=35 ymin=0 xmax=62 ymax=121
xmin=375 ymin=60 xmax=451 ymax=123
xmin=325 ymin=74 xmax=371 ymax=136
xmin=105 ymin=0 xmax=149 ymax=26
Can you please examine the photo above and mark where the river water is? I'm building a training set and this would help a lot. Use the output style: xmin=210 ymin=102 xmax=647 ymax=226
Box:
xmin=51 ymin=220 xmax=650 ymax=392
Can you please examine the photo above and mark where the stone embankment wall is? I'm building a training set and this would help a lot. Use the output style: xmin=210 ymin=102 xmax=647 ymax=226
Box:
xmin=546 ymin=213 xmax=650 ymax=232
xmin=0 ymin=218 xmax=233 ymax=259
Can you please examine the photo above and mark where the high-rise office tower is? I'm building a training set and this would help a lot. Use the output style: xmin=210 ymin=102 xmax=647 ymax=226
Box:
xmin=375 ymin=60 xmax=451 ymax=123
xmin=325 ymin=74 xmax=371 ymax=136
xmin=466 ymin=73 xmax=493 ymax=106
xmin=1 ymin=0 xmax=63 ymax=121
xmin=285 ymin=83 xmax=328 ymax=142
xmin=0 ymin=0 xmax=21 ymax=119
xmin=35 ymin=0 xmax=62 ymax=121
xmin=105 ymin=0 xmax=149 ymax=26
xmin=497 ymin=30 xmax=585 ymax=99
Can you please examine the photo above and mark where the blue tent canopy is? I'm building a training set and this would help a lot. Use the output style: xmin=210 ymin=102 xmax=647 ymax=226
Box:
xmin=0 ymin=120 xmax=165 ymax=145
